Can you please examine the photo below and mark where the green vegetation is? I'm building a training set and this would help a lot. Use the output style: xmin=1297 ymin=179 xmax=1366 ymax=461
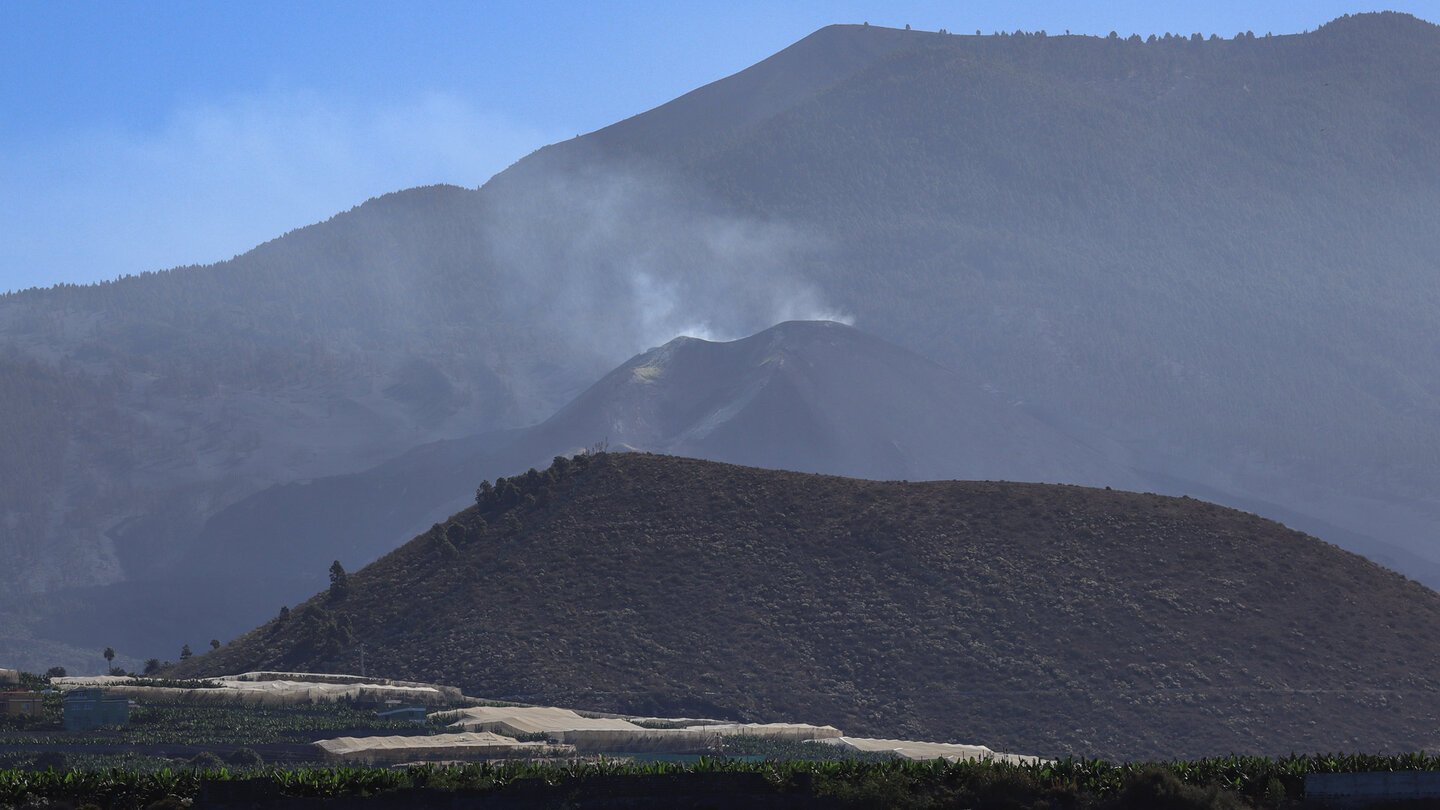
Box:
xmin=4 ymin=752 xmax=1440 ymax=808
xmin=6 ymin=12 xmax=1440 ymax=683
xmin=328 ymin=561 xmax=349 ymax=601
xmin=0 ymin=698 xmax=430 ymax=747
xmin=629 ymin=718 xmax=691 ymax=730
xmin=122 ymin=677 xmax=222 ymax=690
xmin=117 ymin=703 xmax=426 ymax=746
xmin=0 ymin=751 xmax=179 ymax=774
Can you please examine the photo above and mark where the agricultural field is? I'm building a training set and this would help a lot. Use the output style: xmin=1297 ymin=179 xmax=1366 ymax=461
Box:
xmin=5 ymin=670 xmax=1440 ymax=807
xmin=6 ymin=752 xmax=1440 ymax=808
xmin=2 ymin=702 xmax=430 ymax=747
xmin=0 ymin=674 xmax=440 ymax=772
xmin=8 ymin=671 xmax=1440 ymax=807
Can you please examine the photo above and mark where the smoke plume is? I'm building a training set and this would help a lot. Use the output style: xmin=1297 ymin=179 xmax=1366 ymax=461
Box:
xmin=483 ymin=159 xmax=850 ymax=365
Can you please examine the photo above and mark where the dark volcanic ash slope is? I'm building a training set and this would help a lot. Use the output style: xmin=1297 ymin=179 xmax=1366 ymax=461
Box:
xmin=178 ymin=453 xmax=1440 ymax=761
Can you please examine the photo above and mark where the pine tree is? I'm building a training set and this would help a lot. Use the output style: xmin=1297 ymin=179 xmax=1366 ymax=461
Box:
xmin=329 ymin=560 xmax=350 ymax=600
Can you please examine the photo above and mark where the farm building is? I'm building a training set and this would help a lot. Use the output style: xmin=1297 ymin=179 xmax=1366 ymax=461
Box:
xmin=1 ymin=691 xmax=43 ymax=717
xmin=62 ymin=689 xmax=129 ymax=730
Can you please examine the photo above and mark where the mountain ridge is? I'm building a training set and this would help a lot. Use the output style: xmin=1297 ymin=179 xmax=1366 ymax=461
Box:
xmin=3 ymin=13 xmax=1440 ymax=670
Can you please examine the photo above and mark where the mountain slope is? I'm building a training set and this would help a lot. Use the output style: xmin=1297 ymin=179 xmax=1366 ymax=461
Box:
xmin=491 ymin=13 xmax=1440 ymax=575
xmin=37 ymin=321 xmax=1150 ymax=655
xmin=527 ymin=320 xmax=1145 ymax=485
xmin=5 ymin=14 xmax=1440 ymax=668
xmin=178 ymin=453 xmax=1440 ymax=761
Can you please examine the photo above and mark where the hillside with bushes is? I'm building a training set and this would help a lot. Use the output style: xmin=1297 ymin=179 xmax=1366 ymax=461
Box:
xmin=177 ymin=453 xmax=1440 ymax=761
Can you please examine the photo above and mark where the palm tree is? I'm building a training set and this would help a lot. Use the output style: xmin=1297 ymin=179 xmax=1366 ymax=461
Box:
xmin=103 ymin=647 xmax=115 ymax=673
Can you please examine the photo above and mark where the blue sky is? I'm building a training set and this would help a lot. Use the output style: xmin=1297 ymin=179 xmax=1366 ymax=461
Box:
xmin=1 ymin=1 xmax=1430 ymax=293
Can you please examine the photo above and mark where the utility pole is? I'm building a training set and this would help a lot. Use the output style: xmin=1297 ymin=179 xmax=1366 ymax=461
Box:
xmin=359 ymin=643 xmax=366 ymax=678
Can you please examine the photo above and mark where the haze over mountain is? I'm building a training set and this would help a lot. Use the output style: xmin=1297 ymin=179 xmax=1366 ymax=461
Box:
xmin=526 ymin=320 xmax=1149 ymax=484
xmin=36 ymin=320 xmax=1157 ymax=653
xmin=3 ymin=13 xmax=1439 ymax=669
xmin=176 ymin=453 xmax=1440 ymax=761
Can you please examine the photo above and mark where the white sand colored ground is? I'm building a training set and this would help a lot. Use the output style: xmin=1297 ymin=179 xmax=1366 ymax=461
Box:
xmin=315 ymin=732 xmax=572 ymax=764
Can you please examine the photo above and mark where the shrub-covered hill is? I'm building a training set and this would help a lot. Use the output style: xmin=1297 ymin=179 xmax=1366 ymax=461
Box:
xmin=176 ymin=453 xmax=1440 ymax=761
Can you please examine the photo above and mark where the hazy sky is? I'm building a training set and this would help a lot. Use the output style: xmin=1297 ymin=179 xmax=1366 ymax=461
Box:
xmin=2 ymin=0 xmax=1429 ymax=293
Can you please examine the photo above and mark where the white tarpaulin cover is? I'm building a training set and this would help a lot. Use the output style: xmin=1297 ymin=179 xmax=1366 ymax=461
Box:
xmin=833 ymin=737 xmax=1044 ymax=764
xmin=54 ymin=671 xmax=1044 ymax=762
xmin=436 ymin=707 xmax=842 ymax=754
xmin=437 ymin=705 xmax=646 ymax=735
xmin=439 ymin=706 xmax=706 ymax=752
xmin=690 ymin=722 xmax=842 ymax=741
xmin=315 ymin=732 xmax=571 ymax=764
xmin=55 ymin=672 xmax=460 ymax=706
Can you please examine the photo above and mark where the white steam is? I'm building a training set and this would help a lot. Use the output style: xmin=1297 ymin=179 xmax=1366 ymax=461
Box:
xmin=484 ymin=160 xmax=851 ymax=364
